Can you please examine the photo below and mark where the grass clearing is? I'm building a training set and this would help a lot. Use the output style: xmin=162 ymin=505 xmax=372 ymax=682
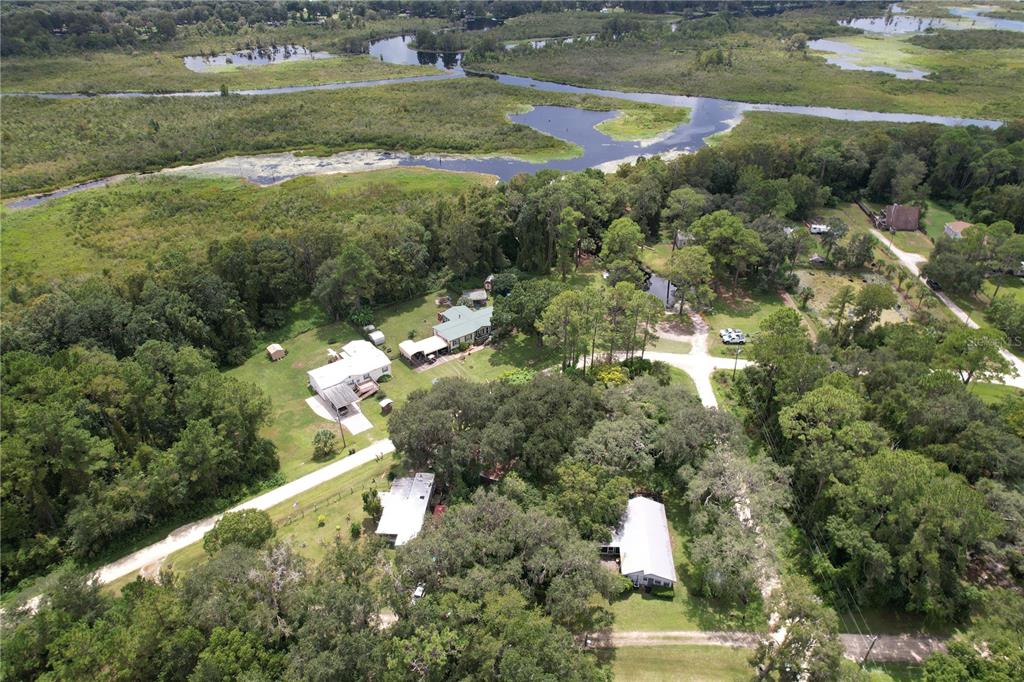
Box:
xmin=641 ymin=242 xmax=675 ymax=273
xmin=595 ymin=104 xmax=690 ymax=141
xmin=795 ymin=268 xmax=908 ymax=327
xmin=650 ymin=337 xmax=693 ymax=355
xmin=609 ymin=645 xmax=753 ymax=682
xmin=704 ymin=289 xmax=788 ymax=358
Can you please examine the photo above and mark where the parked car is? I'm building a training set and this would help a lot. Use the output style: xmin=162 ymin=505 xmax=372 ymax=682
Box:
xmin=926 ymin=278 xmax=943 ymax=291
xmin=722 ymin=330 xmax=746 ymax=345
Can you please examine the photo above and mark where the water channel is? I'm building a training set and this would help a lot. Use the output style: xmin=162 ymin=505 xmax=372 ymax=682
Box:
xmin=5 ymin=32 xmax=1004 ymax=209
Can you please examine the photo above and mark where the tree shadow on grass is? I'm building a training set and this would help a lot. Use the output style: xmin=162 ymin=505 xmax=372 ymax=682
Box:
xmin=489 ymin=334 xmax=557 ymax=370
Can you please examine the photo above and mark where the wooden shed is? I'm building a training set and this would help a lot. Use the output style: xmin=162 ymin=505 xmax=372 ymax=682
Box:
xmin=266 ymin=343 xmax=287 ymax=361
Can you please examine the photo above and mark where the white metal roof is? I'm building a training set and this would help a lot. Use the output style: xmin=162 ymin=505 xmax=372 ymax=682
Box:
xmin=308 ymin=340 xmax=389 ymax=391
xmin=375 ymin=472 xmax=435 ymax=545
xmin=266 ymin=343 xmax=284 ymax=353
xmin=398 ymin=335 xmax=448 ymax=359
xmin=608 ymin=497 xmax=677 ymax=583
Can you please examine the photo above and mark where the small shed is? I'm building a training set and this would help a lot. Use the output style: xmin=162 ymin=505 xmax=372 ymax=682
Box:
xmin=380 ymin=398 xmax=395 ymax=415
xmin=266 ymin=343 xmax=287 ymax=361
xmin=368 ymin=330 xmax=386 ymax=346
xmin=483 ymin=274 xmax=495 ymax=291
xmin=462 ymin=289 xmax=489 ymax=307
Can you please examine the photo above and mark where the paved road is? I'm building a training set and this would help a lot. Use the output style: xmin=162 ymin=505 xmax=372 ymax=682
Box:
xmin=92 ymin=439 xmax=395 ymax=585
xmin=649 ymin=312 xmax=751 ymax=408
xmin=871 ymin=228 xmax=1024 ymax=388
xmin=603 ymin=630 xmax=946 ymax=663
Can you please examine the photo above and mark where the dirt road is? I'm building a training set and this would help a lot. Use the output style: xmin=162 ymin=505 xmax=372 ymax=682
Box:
xmin=92 ymin=439 xmax=395 ymax=585
xmin=602 ymin=630 xmax=945 ymax=664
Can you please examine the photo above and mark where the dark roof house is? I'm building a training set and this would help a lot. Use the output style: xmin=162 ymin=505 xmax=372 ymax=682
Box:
xmin=884 ymin=204 xmax=921 ymax=232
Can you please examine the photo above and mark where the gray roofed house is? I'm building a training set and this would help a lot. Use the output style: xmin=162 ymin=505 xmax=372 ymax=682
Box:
xmin=600 ymin=496 xmax=677 ymax=589
xmin=433 ymin=306 xmax=493 ymax=350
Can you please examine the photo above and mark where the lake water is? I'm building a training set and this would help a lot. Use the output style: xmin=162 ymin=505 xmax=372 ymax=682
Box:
xmin=840 ymin=4 xmax=1024 ymax=34
xmin=807 ymin=38 xmax=929 ymax=80
xmin=183 ymin=45 xmax=334 ymax=72
xmin=368 ymin=34 xmax=462 ymax=69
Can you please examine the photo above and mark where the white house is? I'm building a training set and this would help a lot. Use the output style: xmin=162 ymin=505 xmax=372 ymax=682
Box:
xmin=307 ymin=340 xmax=390 ymax=411
xmin=433 ymin=305 xmax=493 ymax=351
xmin=600 ymin=497 xmax=677 ymax=589
xmin=375 ymin=472 xmax=435 ymax=545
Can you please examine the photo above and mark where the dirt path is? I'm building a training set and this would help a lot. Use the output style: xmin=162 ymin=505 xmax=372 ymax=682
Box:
xmin=872 ymin=228 xmax=1024 ymax=388
xmin=602 ymin=630 xmax=945 ymax=664
xmin=92 ymin=439 xmax=395 ymax=585
xmin=779 ymin=290 xmax=818 ymax=343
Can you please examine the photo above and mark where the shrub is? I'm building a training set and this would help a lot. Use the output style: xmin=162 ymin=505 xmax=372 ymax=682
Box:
xmin=317 ymin=514 xmax=327 ymax=528
xmin=203 ymin=510 xmax=275 ymax=555
xmin=312 ymin=429 xmax=339 ymax=461
xmin=350 ymin=522 xmax=362 ymax=540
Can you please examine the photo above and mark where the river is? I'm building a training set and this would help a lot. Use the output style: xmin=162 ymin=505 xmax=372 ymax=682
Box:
xmin=4 ymin=33 xmax=1004 ymax=209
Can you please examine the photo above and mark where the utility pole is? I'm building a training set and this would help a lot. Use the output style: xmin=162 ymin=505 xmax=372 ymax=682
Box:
xmin=732 ymin=347 xmax=743 ymax=380
xmin=860 ymin=635 xmax=879 ymax=668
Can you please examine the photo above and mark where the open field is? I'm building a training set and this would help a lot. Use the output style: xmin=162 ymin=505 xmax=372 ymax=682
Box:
xmin=1 ymin=168 xmax=492 ymax=296
xmin=1 ymin=53 xmax=433 ymax=94
xmin=0 ymin=79 xmax=688 ymax=197
xmin=472 ymin=35 xmax=1023 ymax=120
xmin=609 ymin=645 xmax=753 ymax=682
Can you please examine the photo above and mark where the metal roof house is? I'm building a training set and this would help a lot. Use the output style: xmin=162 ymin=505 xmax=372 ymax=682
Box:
xmin=375 ymin=472 xmax=435 ymax=546
xmin=600 ymin=497 xmax=677 ymax=589
xmin=307 ymin=340 xmax=390 ymax=411
xmin=433 ymin=306 xmax=493 ymax=350
xmin=884 ymin=204 xmax=921 ymax=232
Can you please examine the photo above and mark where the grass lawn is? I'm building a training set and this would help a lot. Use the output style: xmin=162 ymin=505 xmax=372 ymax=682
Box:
xmin=609 ymin=645 xmax=753 ymax=682
xmin=609 ymin=501 xmax=766 ymax=633
xmin=711 ymin=370 xmax=743 ymax=415
xmin=921 ymin=201 xmax=959 ymax=244
xmin=666 ymin=367 xmax=699 ymax=398
xmin=970 ymin=382 xmax=1024 ymax=405
xmin=650 ymin=337 xmax=693 ymax=355
xmin=704 ymin=289 xmax=788 ymax=358
xmin=595 ymin=104 xmax=690 ymax=141
xmin=641 ymin=242 xmax=675 ymax=274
